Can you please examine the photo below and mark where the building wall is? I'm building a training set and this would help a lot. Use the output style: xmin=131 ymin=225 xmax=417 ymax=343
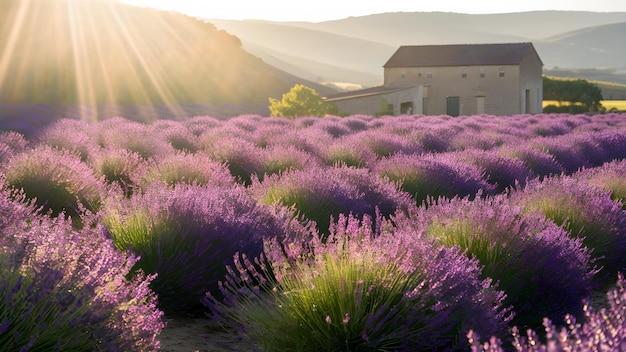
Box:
xmin=518 ymin=51 xmax=544 ymax=114
xmin=331 ymin=86 xmax=423 ymax=116
xmin=384 ymin=65 xmax=527 ymax=116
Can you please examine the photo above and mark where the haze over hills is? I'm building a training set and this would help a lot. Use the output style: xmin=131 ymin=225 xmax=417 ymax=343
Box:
xmin=208 ymin=11 xmax=626 ymax=89
xmin=0 ymin=0 xmax=332 ymax=123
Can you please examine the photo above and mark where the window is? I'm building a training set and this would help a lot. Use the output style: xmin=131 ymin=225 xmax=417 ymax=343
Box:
xmin=461 ymin=67 xmax=467 ymax=78
xmin=499 ymin=66 xmax=505 ymax=77
xmin=479 ymin=66 xmax=486 ymax=78
xmin=426 ymin=68 xmax=433 ymax=78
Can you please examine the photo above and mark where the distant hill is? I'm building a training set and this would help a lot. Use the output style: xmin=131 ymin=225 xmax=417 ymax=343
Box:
xmin=0 ymin=0 xmax=333 ymax=122
xmin=208 ymin=11 xmax=626 ymax=88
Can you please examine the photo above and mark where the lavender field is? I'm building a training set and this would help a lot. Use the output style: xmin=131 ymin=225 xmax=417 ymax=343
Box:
xmin=1 ymin=112 xmax=626 ymax=351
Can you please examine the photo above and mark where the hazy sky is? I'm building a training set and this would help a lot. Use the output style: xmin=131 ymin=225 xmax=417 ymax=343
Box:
xmin=120 ymin=0 xmax=626 ymax=22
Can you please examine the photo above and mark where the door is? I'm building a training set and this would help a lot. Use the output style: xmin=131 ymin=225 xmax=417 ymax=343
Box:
xmin=446 ymin=96 xmax=460 ymax=117
xmin=476 ymin=96 xmax=485 ymax=114
xmin=525 ymin=89 xmax=531 ymax=114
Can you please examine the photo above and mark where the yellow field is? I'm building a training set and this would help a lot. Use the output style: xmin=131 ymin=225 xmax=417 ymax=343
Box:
xmin=543 ymin=100 xmax=626 ymax=112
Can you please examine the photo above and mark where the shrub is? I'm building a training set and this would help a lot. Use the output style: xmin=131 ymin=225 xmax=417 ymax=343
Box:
xmin=258 ymin=145 xmax=320 ymax=179
xmin=250 ymin=165 xmax=371 ymax=236
xmin=468 ymin=274 xmax=626 ymax=352
xmin=576 ymin=159 xmax=626 ymax=208
xmin=202 ymin=137 xmax=264 ymax=185
xmin=412 ymin=195 xmax=596 ymax=329
xmin=139 ymin=152 xmax=235 ymax=189
xmin=499 ymin=145 xmax=564 ymax=179
xmin=150 ymin=119 xmax=200 ymax=153
xmin=35 ymin=118 xmax=98 ymax=161
xmin=452 ymin=149 xmax=535 ymax=192
xmin=90 ymin=148 xmax=148 ymax=197
xmin=2 ymin=146 xmax=105 ymax=219
xmin=593 ymin=130 xmax=626 ymax=161
xmin=344 ymin=130 xmax=423 ymax=159
xmin=322 ymin=141 xmax=375 ymax=168
xmin=96 ymin=117 xmax=175 ymax=160
xmin=0 ymin=131 xmax=29 ymax=164
xmin=374 ymin=153 xmax=494 ymax=205
xmin=510 ymin=175 xmax=626 ymax=284
xmin=102 ymin=183 xmax=298 ymax=309
xmin=0 ymin=186 xmax=164 ymax=351
xmin=529 ymin=136 xmax=593 ymax=174
xmin=208 ymin=215 xmax=509 ymax=351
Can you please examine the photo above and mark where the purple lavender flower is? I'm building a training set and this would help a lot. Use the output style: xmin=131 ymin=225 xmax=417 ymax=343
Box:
xmin=102 ymin=182 xmax=301 ymax=309
xmin=249 ymin=165 xmax=372 ymax=236
xmin=374 ymin=153 xmax=494 ymax=205
xmin=210 ymin=214 xmax=509 ymax=351
xmin=452 ymin=149 xmax=535 ymax=192
xmin=499 ymin=145 xmax=564 ymax=179
xmin=0 ymin=185 xmax=164 ymax=351
xmin=509 ymin=175 xmax=626 ymax=284
xmin=201 ymin=136 xmax=264 ymax=185
xmin=2 ymin=145 xmax=106 ymax=218
xmin=468 ymin=274 xmax=626 ymax=352
xmin=576 ymin=159 xmax=626 ymax=208
xmin=140 ymin=151 xmax=235 ymax=189
xmin=96 ymin=117 xmax=176 ymax=160
xmin=150 ymin=119 xmax=200 ymax=153
xmin=34 ymin=118 xmax=98 ymax=161
xmin=409 ymin=194 xmax=596 ymax=329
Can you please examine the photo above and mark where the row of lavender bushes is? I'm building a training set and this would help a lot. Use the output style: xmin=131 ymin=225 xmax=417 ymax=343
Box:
xmin=0 ymin=112 xmax=625 ymax=350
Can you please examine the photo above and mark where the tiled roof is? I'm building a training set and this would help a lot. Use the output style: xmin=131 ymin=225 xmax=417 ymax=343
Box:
xmin=324 ymin=85 xmax=418 ymax=101
xmin=383 ymin=43 xmax=542 ymax=67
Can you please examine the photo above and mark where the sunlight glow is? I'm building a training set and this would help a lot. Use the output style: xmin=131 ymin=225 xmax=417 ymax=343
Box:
xmin=0 ymin=0 xmax=203 ymax=122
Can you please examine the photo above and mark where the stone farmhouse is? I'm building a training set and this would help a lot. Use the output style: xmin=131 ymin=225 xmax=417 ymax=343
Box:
xmin=324 ymin=42 xmax=543 ymax=116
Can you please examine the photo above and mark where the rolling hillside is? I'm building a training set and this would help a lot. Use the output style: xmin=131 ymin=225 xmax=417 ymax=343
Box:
xmin=0 ymin=0 xmax=334 ymax=122
xmin=208 ymin=11 xmax=626 ymax=88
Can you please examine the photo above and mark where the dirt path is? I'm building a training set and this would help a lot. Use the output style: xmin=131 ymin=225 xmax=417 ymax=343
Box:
xmin=159 ymin=315 xmax=251 ymax=352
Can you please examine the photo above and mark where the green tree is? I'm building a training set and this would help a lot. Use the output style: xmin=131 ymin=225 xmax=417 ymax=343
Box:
xmin=269 ymin=84 xmax=338 ymax=118
xmin=543 ymin=76 xmax=604 ymax=113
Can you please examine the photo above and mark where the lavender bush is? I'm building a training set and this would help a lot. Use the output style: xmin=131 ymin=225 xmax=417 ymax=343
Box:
xmin=374 ymin=153 xmax=494 ymax=205
xmin=90 ymin=148 xmax=148 ymax=197
xmin=250 ymin=165 xmax=371 ymax=236
xmin=452 ymin=149 xmax=535 ymax=192
xmin=510 ymin=175 xmax=626 ymax=284
xmin=0 ymin=185 xmax=164 ymax=351
xmin=2 ymin=146 xmax=105 ymax=219
xmin=411 ymin=195 xmax=596 ymax=329
xmin=499 ymin=145 xmax=564 ymax=179
xmin=208 ymin=214 xmax=510 ymax=351
xmin=150 ymin=119 xmax=200 ymax=153
xmin=34 ymin=118 xmax=98 ymax=161
xmin=468 ymin=274 xmax=626 ymax=351
xmin=96 ymin=117 xmax=175 ymax=160
xmin=139 ymin=152 xmax=235 ymax=189
xmin=102 ymin=183 xmax=300 ymax=309
xmin=201 ymin=136 xmax=264 ymax=185
xmin=576 ymin=159 xmax=626 ymax=208
xmin=258 ymin=145 xmax=320 ymax=179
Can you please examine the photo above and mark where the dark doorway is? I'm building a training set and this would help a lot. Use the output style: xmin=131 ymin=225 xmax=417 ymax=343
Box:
xmin=400 ymin=102 xmax=414 ymax=114
xmin=446 ymin=96 xmax=460 ymax=117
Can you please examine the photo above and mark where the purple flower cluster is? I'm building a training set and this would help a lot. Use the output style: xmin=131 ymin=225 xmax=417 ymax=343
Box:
xmin=374 ymin=152 xmax=494 ymax=205
xmin=0 ymin=183 xmax=164 ymax=351
xmin=2 ymin=145 xmax=106 ymax=219
xmin=468 ymin=274 xmax=626 ymax=351
xmin=210 ymin=214 xmax=510 ymax=351
xmin=102 ymin=182 xmax=303 ymax=309
xmin=510 ymin=175 xmax=626 ymax=283
xmin=407 ymin=194 xmax=596 ymax=329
